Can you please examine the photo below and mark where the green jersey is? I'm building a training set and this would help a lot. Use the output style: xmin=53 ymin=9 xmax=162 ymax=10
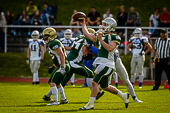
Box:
xmin=67 ymin=35 xmax=93 ymax=63
xmin=93 ymin=33 xmax=121 ymax=68
xmin=48 ymin=39 xmax=66 ymax=67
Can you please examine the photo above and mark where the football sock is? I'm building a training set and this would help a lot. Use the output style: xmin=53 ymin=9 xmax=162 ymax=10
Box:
xmin=46 ymin=89 xmax=52 ymax=97
xmin=33 ymin=73 xmax=36 ymax=82
xmin=70 ymin=73 xmax=75 ymax=84
xmin=139 ymin=75 xmax=143 ymax=83
xmin=117 ymin=91 xmax=123 ymax=99
xmin=131 ymin=75 xmax=136 ymax=84
xmin=126 ymin=83 xmax=136 ymax=97
xmin=89 ymin=97 xmax=95 ymax=105
xmin=51 ymin=86 xmax=58 ymax=102
xmin=87 ymin=78 xmax=93 ymax=90
xmin=113 ymin=72 xmax=118 ymax=83
xmin=35 ymin=72 xmax=39 ymax=81
xmin=58 ymin=86 xmax=66 ymax=100
xmin=132 ymin=96 xmax=137 ymax=100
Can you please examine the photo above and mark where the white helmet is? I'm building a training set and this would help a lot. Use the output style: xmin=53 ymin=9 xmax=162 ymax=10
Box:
xmin=64 ymin=29 xmax=72 ymax=39
xmin=31 ymin=30 xmax=39 ymax=40
xmin=133 ymin=28 xmax=142 ymax=38
xmin=101 ymin=17 xmax=117 ymax=32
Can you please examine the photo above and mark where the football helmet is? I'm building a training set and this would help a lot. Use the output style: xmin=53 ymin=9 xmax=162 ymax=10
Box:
xmin=133 ymin=28 xmax=142 ymax=38
xmin=64 ymin=29 xmax=72 ymax=39
xmin=87 ymin=28 xmax=96 ymax=34
xmin=31 ymin=30 xmax=39 ymax=40
xmin=101 ymin=17 xmax=117 ymax=32
xmin=43 ymin=27 xmax=57 ymax=44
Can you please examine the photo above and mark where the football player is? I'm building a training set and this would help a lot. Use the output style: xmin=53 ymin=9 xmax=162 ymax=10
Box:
xmin=128 ymin=28 xmax=152 ymax=88
xmin=42 ymin=27 xmax=69 ymax=106
xmin=79 ymin=17 xmax=129 ymax=110
xmin=60 ymin=29 xmax=75 ymax=86
xmin=26 ymin=30 xmax=44 ymax=84
xmin=114 ymin=49 xmax=143 ymax=102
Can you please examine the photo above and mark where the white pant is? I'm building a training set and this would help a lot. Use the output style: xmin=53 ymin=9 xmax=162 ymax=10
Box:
xmin=130 ymin=56 xmax=145 ymax=75
xmin=30 ymin=60 xmax=40 ymax=74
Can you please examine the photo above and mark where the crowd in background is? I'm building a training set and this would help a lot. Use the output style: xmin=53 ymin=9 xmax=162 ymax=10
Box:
xmin=1 ymin=0 xmax=170 ymax=51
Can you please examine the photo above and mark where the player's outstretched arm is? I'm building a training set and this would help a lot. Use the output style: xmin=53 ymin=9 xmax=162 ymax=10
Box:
xmin=27 ymin=45 xmax=30 ymax=59
xmin=127 ymin=43 xmax=132 ymax=52
xmin=79 ymin=19 xmax=97 ymax=42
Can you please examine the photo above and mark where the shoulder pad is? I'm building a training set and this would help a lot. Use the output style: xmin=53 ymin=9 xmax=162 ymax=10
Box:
xmin=141 ymin=37 xmax=149 ymax=43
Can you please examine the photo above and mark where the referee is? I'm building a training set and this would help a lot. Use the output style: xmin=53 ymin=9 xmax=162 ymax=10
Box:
xmin=151 ymin=28 xmax=170 ymax=90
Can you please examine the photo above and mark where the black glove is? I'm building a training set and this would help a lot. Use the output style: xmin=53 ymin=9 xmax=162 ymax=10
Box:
xmin=40 ymin=59 xmax=43 ymax=64
xmin=83 ymin=53 xmax=92 ymax=60
xmin=26 ymin=58 xmax=29 ymax=64
xmin=60 ymin=66 xmax=66 ymax=75
xmin=48 ymin=65 xmax=55 ymax=74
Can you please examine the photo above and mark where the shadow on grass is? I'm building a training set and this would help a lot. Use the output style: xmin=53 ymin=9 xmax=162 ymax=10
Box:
xmin=16 ymin=104 xmax=47 ymax=107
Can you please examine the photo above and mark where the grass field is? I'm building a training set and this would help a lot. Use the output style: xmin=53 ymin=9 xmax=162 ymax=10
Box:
xmin=0 ymin=82 xmax=170 ymax=113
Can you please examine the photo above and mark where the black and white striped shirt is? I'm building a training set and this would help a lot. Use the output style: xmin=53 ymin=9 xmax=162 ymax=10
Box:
xmin=154 ymin=37 xmax=170 ymax=59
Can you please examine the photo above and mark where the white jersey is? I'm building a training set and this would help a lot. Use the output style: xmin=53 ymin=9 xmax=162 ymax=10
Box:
xmin=60 ymin=38 xmax=74 ymax=55
xmin=27 ymin=39 xmax=44 ymax=60
xmin=129 ymin=36 xmax=148 ymax=57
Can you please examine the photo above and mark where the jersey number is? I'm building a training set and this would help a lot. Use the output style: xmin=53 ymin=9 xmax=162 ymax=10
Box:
xmin=73 ymin=39 xmax=83 ymax=49
xmin=31 ymin=45 xmax=36 ymax=51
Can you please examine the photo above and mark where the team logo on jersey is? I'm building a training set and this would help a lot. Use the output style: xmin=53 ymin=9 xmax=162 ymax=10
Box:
xmin=116 ymin=36 xmax=120 ymax=39
xmin=53 ymin=45 xmax=59 ymax=49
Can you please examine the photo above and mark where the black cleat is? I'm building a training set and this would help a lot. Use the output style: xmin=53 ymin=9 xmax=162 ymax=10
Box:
xmin=32 ymin=82 xmax=36 ymax=85
xmin=96 ymin=91 xmax=105 ymax=100
xmin=36 ymin=81 xmax=40 ymax=84
xmin=42 ymin=95 xmax=51 ymax=101
xmin=115 ymin=83 xmax=119 ymax=87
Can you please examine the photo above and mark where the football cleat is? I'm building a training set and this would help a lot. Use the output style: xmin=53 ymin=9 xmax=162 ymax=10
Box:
xmin=139 ymin=82 xmax=142 ymax=89
xmin=42 ymin=95 xmax=51 ymax=101
xmin=71 ymin=82 xmax=75 ymax=87
xmin=134 ymin=98 xmax=143 ymax=103
xmin=60 ymin=99 xmax=69 ymax=104
xmin=79 ymin=103 xmax=94 ymax=110
xmin=32 ymin=82 xmax=36 ymax=85
xmin=96 ymin=91 xmax=105 ymax=100
xmin=81 ymin=85 xmax=88 ymax=87
xmin=115 ymin=83 xmax=119 ymax=87
xmin=47 ymin=101 xmax=59 ymax=106
xmin=122 ymin=93 xmax=129 ymax=108
xmin=36 ymin=81 xmax=40 ymax=84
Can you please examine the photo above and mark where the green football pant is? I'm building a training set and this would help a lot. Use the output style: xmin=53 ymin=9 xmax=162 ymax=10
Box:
xmin=48 ymin=61 xmax=70 ymax=85
xmin=93 ymin=64 xmax=114 ymax=88
xmin=61 ymin=61 xmax=93 ymax=87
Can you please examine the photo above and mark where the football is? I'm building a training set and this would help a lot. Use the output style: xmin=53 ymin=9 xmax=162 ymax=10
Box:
xmin=72 ymin=12 xmax=86 ymax=21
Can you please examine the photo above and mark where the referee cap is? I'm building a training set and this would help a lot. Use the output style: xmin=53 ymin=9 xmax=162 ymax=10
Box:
xmin=161 ymin=29 xmax=166 ymax=33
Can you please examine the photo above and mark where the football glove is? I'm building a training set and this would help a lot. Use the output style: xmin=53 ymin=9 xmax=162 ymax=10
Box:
xmin=139 ymin=51 xmax=145 ymax=56
xmin=48 ymin=65 xmax=55 ymax=74
xmin=60 ymin=66 xmax=66 ymax=75
xmin=39 ymin=59 xmax=43 ymax=64
xmin=26 ymin=58 xmax=29 ymax=64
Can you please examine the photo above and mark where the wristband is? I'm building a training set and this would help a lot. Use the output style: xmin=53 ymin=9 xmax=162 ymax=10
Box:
xmin=151 ymin=57 xmax=154 ymax=60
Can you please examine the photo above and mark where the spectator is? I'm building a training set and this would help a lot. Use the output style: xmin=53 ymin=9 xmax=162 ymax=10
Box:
xmin=151 ymin=29 xmax=170 ymax=91
xmin=5 ymin=10 xmax=13 ymax=25
xmin=72 ymin=28 xmax=82 ymax=38
xmin=30 ymin=10 xmax=42 ymax=25
xmin=87 ymin=6 xmax=101 ymax=26
xmin=56 ymin=26 xmax=65 ymax=40
xmin=103 ymin=9 xmax=113 ymax=19
xmin=117 ymin=6 xmax=128 ymax=26
xmin=116 ymin=6 xmax=128 ymax=35
xmin=159 ymin=7 xmax=170 ymax=27
xmin=70 ymin=10 xmax=79 ymax=26
xmin=0 ymin=13 xmax=7 ymax=52
xmin=14 ymin=10 xmax=30 ymax=35
xmin=42 ymin=3 xmax=54 ymax=25
xmin=26 ymin=0 xmax=37 ymax=19
xmin=149 ymin=8 xmax=160 ymax=36
xmin=126 ymin=7 xmax=140 ymax=26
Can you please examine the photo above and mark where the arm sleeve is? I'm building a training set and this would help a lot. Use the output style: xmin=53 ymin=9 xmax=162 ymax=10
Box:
xmin=90 ymin=46 xmax=98 ymax=55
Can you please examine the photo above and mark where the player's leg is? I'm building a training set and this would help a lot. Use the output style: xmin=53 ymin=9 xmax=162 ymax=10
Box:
xmin=30 ymin=60 xmax=36 ymax=84
xmin=70 ymin=73 xmax=75 ymax=86
xmin=34 ymin=60 xmax=40 ymax=84
xmin=130 ymin=57 xmax=137 ymax=87
xmin=137 ymin=56 xmax=145 ymax=88
xmin=47 ymin=63 xmax=70 ymax=105
xmin=113 ymin=72 xmax=119 ymax=87
xmin=69 ymin=61 xmax=93 ymax=90
xmin=116 ymin=58 xmax=142 ymax=103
